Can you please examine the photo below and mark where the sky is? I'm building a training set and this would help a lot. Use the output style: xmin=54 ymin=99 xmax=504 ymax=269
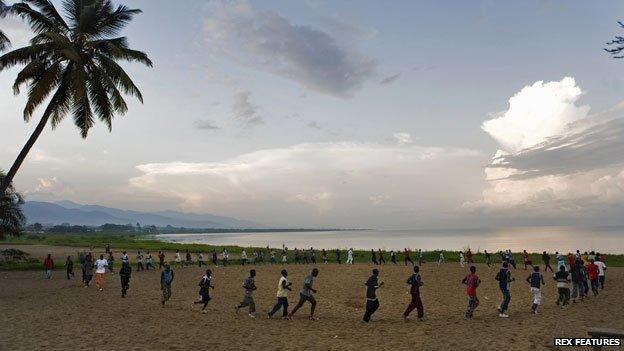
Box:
xmin=1 ymin=0 xmax=624 ymax=229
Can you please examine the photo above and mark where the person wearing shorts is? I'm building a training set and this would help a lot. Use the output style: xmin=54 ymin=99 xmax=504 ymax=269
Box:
xmin=288 ymin=268 xmax=319 ymax=320
xmin=94 ymin=254 xmax=108 ymax=291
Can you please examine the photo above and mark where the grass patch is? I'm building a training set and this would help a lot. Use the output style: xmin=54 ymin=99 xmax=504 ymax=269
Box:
xmin=1 ymin=232 xmax=623 ymax=269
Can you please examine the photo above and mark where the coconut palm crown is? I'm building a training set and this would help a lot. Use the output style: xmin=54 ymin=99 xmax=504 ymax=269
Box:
xmin=0 ymin=0 xmax=152 ymax=195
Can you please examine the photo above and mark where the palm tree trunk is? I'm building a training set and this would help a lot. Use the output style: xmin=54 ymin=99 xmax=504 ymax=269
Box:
xmin=0 ymin=114 xmax=50 ymax=195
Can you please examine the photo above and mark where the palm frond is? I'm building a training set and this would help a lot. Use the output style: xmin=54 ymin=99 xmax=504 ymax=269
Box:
xmin=47 ymin=64 xmax=74 ymax=128
xmin=0 ymin=31 xmax=9 ymax=52
xmin=0 ymin=43 xmax=55 ymax=70
xmin=94 ymin=3 xmax=141 ymax=38
xmin=88 ymin=68 xmax=114 ymax=131
xmin=23 ymin=61 xmax=62 ymax=120
xmin=96 ymin=53 xmax=143 ymax=102
xmin=91 ymin=37 xmax=152 ymax=66
xmin=11 ymin=3 xmax=63 ymax=34
xmin=70 ymin=66 xmax=94 ymax=137
xmin=23 ymin=0 xmax=70 ymax=30
xmin=12 ymin=58 xmax=47 ymax=94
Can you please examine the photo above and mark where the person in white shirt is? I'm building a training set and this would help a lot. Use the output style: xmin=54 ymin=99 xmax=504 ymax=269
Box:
xmin=174 ymin=250 xmax=182 ymax=268
xmin=267 ymin=269 xmax=292 ymax=319
xmin=459 ymin=252 xmax=465 ymax=268
xmin=347 ymin=249 xmax=354 ymax=265
xmin=94 ymin=254 xmax=108 ymax=291
xmin=594 ymin=257 xmax=607 ymax=289
xmin=120 ymin=251 xmax=129 ymax=262
xmin=240 ymin=250 xmax=247 ymax=266
xmin=438 ymin=251 xmax=445 ymax=266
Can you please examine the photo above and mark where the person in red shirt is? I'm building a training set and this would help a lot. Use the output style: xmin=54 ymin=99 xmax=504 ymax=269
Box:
xmin=43 ymin=254 xmax=54 ymax=279
xmin=403 ymin=265 xmax=425 ymax=321
xmin=466 ymin=249 xmax=473 ymax=264
xmin=462 ymin=266 xmax=481 ymax=319
xmin=587 ymin=259 xmax=600 ymax=296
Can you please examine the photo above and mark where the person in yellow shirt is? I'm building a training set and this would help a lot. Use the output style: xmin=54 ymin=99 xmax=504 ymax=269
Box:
xmin=267 ymin=269 xmax=292 ymax=319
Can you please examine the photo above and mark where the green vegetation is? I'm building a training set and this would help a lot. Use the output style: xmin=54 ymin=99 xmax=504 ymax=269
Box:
xmin=2 ymin=232 xmax=624 ymax=270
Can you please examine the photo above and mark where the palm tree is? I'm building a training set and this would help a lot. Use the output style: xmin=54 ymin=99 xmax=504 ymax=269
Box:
xmin=0 ymin=0 xmax=152 ymax=195
xmin=0 ymin=1 xmax=11 ymax=52
xmin=606 ymin=21 xmax=624 ymax=58
xmin=0 ymin=171 xmax=26 ymax=238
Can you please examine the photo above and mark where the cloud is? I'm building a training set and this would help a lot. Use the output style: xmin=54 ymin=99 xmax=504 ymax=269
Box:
xmin=467 ymin=77 xmax=624 ymax=219
xmin=481 ymin=77 xmax=590 ymax=153
xmin=25 ymin=177 xmax=74 ymax=198
xmin=203 ymin=1 xmax=376 ymax=97
xmin=306 ymin=121 xmax=321 ymax=130
xmin=379 ymin=73 xmax=401 ymax=85
xmin=393 ymin=132 xmax=412 ymax=145
xmin=129 ymin=141 xmax=483 ymax=226
xmin=194 ymin=119 xmax=221 ymax=130
xmin=232 ymin=91 xmax=263 ymax=125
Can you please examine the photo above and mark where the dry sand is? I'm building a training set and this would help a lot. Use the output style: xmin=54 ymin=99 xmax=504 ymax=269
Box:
xmin=1 ymin=245 xmax=623 ymax=351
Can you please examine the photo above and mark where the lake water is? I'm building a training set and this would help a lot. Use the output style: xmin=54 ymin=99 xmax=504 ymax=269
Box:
xmin=155 ymin=226 xmax=624 ymax=253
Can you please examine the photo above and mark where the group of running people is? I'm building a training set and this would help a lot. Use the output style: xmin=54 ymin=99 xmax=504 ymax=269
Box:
xmin=46 ymin=245 xmax=609 ymax=323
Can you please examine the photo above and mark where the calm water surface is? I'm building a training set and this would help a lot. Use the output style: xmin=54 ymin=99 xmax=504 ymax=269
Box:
xmin=155 ymin=226 xmax=624 ymax=253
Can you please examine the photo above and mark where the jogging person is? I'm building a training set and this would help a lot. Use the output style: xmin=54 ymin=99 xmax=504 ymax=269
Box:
xmin=570 ymin=259 xmax=586 ymax=303
xmin=268 ymin=269 xmax=292 ymax=319
xmin=555 ymin=252 xmax=566 ymax=271
xmin=174 ymin=250 xmax=182 ymax=268
xmin=495 ymin=262 xmax=514 ymax=317
xmin=158 ymin=251 xmax=165 ymax=269
xmin=462 ymin=266 xmax=480 ymax=319
xmin=198 ymin=251 xmax=205 ymax=267
xmin=526 ymin=266 xmax=544 ymax=314
xmin=484 ymin=250 xmax=492 ymax=268
xmin=107 ymin=252 xmax=115 ymax=274
xmin=594 ymin=257 xmax=607 ymax=289
xmin=65 ymin=255 xmax=74 ymax=280
xmin=236 ymin=269 xmax=257 ymax=318
xmin=136 ymin=251 xmax=144 ymax=271
xmin=466 ymin=248 xmax=473 ymax=265
xmin=378 ymin=249 xmax=386 ymax=264
xmin=347 ymin=248 xmax=354 ymax=265
xmin=321 ymin=249 xmax=328 ymax=264
xmin=43 ymin=254 xmax=53 ymax=279
xmin=587 ymin=259 xmax=600 ymax=295
xmin=403 ymin=265 xmax=425 ymax=321
xmin=94 ymin=254 xmax=108 ymax=291
xmin=363 ymin=268 xmax=384 ymax=323
xmin=120 ymin=260 xmax=132 ymax=298
xmin=288 ymin=268 xmax=319 ymax=320
xmin=437 ymin=251 xmax=445 ymax=266
xmin=554 ymin=265 xmax=571 ymax=307
xmin=542 ymin=251 xmax=553 ymax=272
xmin=194 ymin=269 xmax=214 ymax=313
xmin=404 ymin=248 xmax=414 ymax=266
xmin=370 ymin=249 xmax=378 ymax=265
xmin=522 ymin=250 xmax=533 ymax=270
xmin=335 ymin=249 xmax=341 ymax=264
xmin=145 ymin=251 xmax=154 ymax=270
xmin=390 ymin=250 xmax=397 ymax=265
xmin=83 ymin=253 xmax=94 ymax=287
xmin=418 ymin=249 xmax=424 ymax=266
xmin=160 ymin=263 xmax=174 ymax=306
xmin=459 ymin=251 xmax=465 ymax=267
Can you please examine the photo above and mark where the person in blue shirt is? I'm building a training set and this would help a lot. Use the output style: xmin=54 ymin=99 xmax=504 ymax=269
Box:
xmin=495 ymin=262 xmax=514 ymax=317
xmin=526 ymin=266 xmax=545 ymax=314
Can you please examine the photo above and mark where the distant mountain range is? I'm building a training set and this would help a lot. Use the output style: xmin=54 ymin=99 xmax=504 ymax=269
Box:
xmin=22 ymin=200 xmax=259 ymax=229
